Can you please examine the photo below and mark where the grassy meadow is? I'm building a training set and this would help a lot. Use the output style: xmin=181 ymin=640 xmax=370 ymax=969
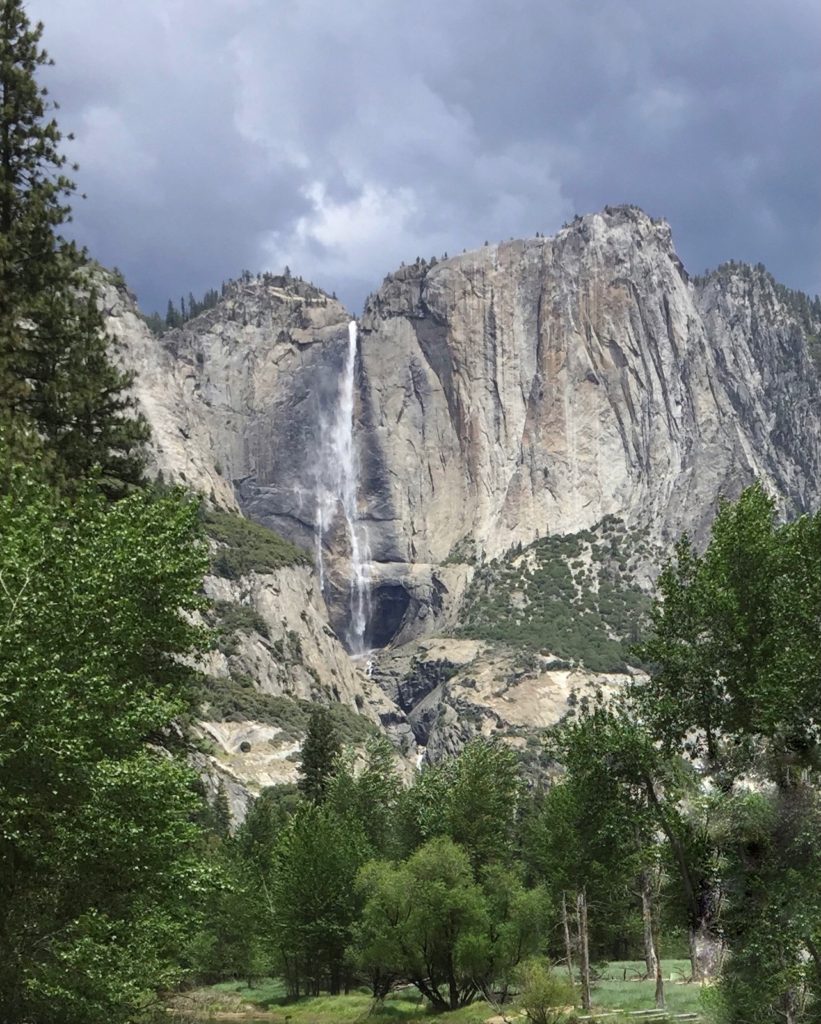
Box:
xmin=174 ymin=959 xmax=707 ymax=1023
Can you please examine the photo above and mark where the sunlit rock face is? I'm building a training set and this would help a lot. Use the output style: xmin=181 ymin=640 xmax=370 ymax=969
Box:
xmin=357 ymin=206 xmax=821 ymax=569
xmin=110 ymin=206 xmax=821 ymax=658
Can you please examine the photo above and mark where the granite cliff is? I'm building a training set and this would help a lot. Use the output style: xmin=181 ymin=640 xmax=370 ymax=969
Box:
xmin=107 ymin=205 xmax=821 ymax=773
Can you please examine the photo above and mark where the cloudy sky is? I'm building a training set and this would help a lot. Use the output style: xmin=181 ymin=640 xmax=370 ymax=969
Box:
xmin=30 ymin=0 xmax=820 ymax=316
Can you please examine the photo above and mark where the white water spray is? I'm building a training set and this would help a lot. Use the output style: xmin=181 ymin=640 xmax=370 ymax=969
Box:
xmin=315 ymin=321 xmax=371 ymax=653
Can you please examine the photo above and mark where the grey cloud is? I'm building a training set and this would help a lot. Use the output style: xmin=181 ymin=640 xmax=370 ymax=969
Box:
xmin=30 ymin=0 xmax=820 ymax=314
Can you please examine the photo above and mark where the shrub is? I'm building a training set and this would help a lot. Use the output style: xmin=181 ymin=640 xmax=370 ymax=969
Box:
xmin=202 ymin=508 xmax=309 ymax=578
xmin=199 ymin=675 xmax=379 ymax=744
xmin=516 ymin=958 xmax=575 ymax=1024
xmin=212 ymin=600 xmax=270 ymax=654
xmin=454 ymin=518 xmax=652 ymax=672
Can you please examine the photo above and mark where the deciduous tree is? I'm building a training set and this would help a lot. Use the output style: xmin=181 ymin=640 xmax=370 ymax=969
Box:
xmin=0 ymin=466 xmax=210 ymax=1024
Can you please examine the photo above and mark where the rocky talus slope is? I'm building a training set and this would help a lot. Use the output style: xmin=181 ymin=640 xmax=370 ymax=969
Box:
xmin=107 ymin=206 xmax=821 ymax=777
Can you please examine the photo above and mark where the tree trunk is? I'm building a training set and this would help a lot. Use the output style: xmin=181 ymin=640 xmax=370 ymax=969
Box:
xmin=779 ymin=985 xmax=798 ymax=1024
xmin=651 ymin=906 xmax=665 ymax=1010
xmin=688 ymin=920 xmax=723 ymax=982
xmin=577 ymin=889 xmax=591 ymax=1012
xmin=561 ymin=891 xmax=575 ymax=988
xmin=641 ymin=870 xmax=659 ymax=980
xmin=447 ymin=959 xmax=459 ymax=1011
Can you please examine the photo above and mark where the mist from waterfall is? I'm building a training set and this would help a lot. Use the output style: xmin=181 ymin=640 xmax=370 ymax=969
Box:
xmin=314 ymin=321 xmax=371 ymax=654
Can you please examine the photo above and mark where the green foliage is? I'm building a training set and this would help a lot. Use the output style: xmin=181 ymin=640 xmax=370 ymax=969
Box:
xmin=298 ymin=706 xmax=342 ymax=803
xmin=0 ymin=2 xmax=148 ymax=495
xmin=326 ymin=738 xmax=401 ymax=856
xmin=199 ymin=676 xmax=378 ymax=745
xmin=395 ymin=740 xmax=522 ymax=869
xmin=525 ymin=705 xmax=695 ymax=964
xmin=633 ymin=484 xmax=821 ymax=1013
xmin=443 ymin=535 xmax=479 ymax=565
xmin=202 ymin=507 xmax=310 ymax=578
xmin=444 ymin=741 xmax=523 ymax=870
xmin=479 ymin=866 xmax=552 ymax=998
xmin=159 ymin=287 xmax=222 ymax=332
xmin=710 ymin=784 xmax=821 ymax=1024
xmin=354 ymin=838 xmax=488 ymax=1009
xmin=211 ymin=599 xmax=270 ymax=654
xmin=456 ymin=517 xmax=652 ymax=672
xmin=235 ymin=784 xmax=302 ymax=877
xmin=269 ymin=803 xmax=368 ymax=995
xmin=0 ymin=469 xmax=210 ymax=1023
xmin=354 ymin=838 xmax=549 ymax=1010
xmin=634 ymin=484 xmax=821 ymax=776
xmin=515 ymin=958 xmax=575 ymax=1024
xmin=153 ymin=269 xmax=335 ymax=338
xmin=189 ymin=841 xmax=268 ymax=986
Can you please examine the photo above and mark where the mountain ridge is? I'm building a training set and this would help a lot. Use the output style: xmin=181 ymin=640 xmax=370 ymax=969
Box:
xmin=103 ymin=205 xmax=821 ymax=788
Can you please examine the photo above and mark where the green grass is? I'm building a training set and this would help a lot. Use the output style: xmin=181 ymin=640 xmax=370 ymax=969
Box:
xmin=180 ymin=961 xmax=705 ymax=1023
xmin=202 ymin=508 xmax=310 ymax=579
xmin=591 ymin=959 xmax=704 ymax=1018
xmin=181 ymin=982 xmax=490 ymax=1023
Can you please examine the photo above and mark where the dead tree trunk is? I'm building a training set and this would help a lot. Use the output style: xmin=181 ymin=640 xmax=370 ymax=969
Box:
xmin=561 ymin=891 xmax=575 ymax=988
xmin=577 ymin=889 xmax=591 ymax=1012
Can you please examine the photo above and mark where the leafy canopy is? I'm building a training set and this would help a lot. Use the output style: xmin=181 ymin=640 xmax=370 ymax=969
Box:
xmin=0 ymin=466 xmax=210 ymax=1024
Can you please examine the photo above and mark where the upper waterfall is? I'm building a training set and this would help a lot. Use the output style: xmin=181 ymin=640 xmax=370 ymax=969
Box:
xmin=315 ymin=320 xmax=371 ymax=654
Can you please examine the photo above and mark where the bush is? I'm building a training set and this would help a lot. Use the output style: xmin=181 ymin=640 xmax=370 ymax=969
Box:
xmin=516 ymin=958 xmax=575 ymax=1024
xmin=199 ymin=676 xmax=379 ymax=744
xmin=454 ymin=518 xmax=652 ymax=672
xmin=202 ymin=508 xmax=309 ymax=578
xmin=212 ymin=600 xmax=270 ymax=654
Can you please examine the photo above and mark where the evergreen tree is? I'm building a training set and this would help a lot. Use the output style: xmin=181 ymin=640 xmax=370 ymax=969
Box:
xmin=297 ymin=706 xmax=341 ymax=803
xmin=269 ymin=803 xmax=366 ymax=995
xmin=0 ymin=1 xmax=147 ymax=494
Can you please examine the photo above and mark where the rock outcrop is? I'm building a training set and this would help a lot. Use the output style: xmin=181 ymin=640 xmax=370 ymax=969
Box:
xmin=102 ymin=274 xmax=415 ymax=817
xmin=112 ymin=211 xmax=821 ymax=649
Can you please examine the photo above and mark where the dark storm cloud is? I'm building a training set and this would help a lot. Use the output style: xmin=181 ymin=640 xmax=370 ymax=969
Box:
xmin=30 ymin=0 xmax=820 ymax=314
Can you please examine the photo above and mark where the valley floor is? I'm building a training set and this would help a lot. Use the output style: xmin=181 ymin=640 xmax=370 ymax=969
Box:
xmin=171 ymin=959 xmax=703 ymax=1023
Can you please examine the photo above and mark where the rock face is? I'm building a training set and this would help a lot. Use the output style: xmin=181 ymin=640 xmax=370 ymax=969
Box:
xmin=103 ymin=274 xmax=416 ymax=816
xmin=356 ymin=207 xmax=821 ymax=573
xmin=107 ymin=207 xmax=821 ymax=782
xmin=200 ymin=564 xmax=393 ymax=716
xmin=113 ymin=211 xmax=821 ymax=648
xmin=368 ymin=637 xmax=631 ymax=766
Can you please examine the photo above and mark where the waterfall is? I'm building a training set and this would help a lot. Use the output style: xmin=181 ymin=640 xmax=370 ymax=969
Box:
xmin=315 ymin=321 xmax=371 ymax=654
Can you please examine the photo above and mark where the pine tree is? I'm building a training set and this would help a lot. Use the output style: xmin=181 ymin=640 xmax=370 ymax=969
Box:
xmin=0 ymin=0 xmax=148 ymax=495
xmin=297 ymin=706 xmax=341 ymax=803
